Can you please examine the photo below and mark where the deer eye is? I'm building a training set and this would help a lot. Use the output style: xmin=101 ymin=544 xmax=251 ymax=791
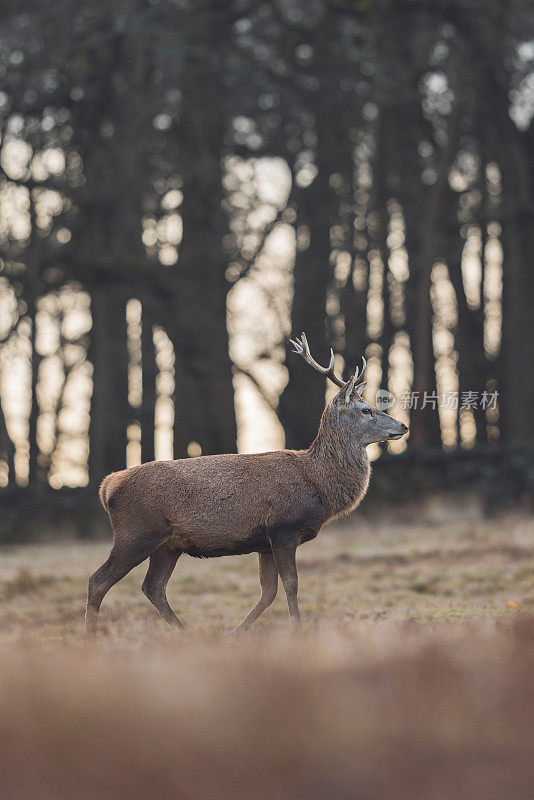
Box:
xmin=362 ymin=408 xmax=371 ymax=415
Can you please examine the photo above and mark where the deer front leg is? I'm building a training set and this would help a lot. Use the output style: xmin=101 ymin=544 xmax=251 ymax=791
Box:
xmin=270 ymin=532 xmax=300 ymax=628
xmin=232 ymin=551 xmax=278 ymax=634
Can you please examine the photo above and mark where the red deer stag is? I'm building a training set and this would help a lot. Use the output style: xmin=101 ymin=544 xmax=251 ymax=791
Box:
xmin=86 ymin=333 xmax=408 ymax=634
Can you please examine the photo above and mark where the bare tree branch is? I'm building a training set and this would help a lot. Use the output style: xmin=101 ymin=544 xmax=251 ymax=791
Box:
xmin=233 ymin=365 xmax=279 ymax=415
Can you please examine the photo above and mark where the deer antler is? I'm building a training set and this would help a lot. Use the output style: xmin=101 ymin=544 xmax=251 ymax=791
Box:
xmin=290 ymin=332 xmax=367 ymax=393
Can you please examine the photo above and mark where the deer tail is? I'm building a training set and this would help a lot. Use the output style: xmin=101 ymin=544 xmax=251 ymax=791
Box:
xmin=99 ymin=475 xmax=112 ymax=513
xmin=99 ymin=471 xmax=129 ymax=514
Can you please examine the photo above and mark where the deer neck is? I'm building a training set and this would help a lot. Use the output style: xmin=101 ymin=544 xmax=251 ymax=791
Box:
xmin=304 ymin=426 xmax=371 ymax=520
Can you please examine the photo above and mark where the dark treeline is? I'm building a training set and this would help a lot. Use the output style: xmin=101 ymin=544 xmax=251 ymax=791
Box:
xmin=1 ymin=0 xmax=534 ymax=493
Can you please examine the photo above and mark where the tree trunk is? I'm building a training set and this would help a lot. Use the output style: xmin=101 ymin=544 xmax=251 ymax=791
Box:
xmin=278 ymin=163 xmax=334 ymax=449
xmin=172 ymin=180 xmax=236 ymax=456
xmin=339 ymin=133 xmax=367 ymax=380
xmin=400 ymin=101 xmax=460 ymax=449
xmin=498 ymin=120 xmax=534 ymax=446
xmin=27 ymin=297 xmax=43 ymax=484
xmin=392 ymin=110 xmax=442 ymax=449
xmin=88 ymin=285 xmax=130 ymax=479
xmin=171 ymin=17 xmax=236 ymax=457
xmin=141 ymin=304 xmax=156 ymax=464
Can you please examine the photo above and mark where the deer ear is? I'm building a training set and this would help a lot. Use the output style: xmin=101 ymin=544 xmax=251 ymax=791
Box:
xmin=344 ymin=377 xmax=368 ymax=404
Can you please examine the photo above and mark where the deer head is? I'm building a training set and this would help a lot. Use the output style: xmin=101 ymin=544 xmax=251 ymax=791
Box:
xmin=290 ymin=333 xmax=408 ymax=447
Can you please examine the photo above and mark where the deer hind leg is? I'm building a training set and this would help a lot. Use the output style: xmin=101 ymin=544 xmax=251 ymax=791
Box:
xmin=85 ymin=533 xmax=164 ymax=636
xmin=142 ymin=545 xmax=185 ymax=630
xmin=232 ymin=551 xmax=278 ymax=634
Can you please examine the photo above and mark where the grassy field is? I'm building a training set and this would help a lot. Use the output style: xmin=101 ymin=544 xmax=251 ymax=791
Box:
xmin=2 ymin=511 xmax=534 ymax=798
xmin=2 ymin=510 xmax=534 ymax=638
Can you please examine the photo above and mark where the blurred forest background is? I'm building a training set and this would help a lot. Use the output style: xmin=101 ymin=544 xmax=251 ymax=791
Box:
xmin=1 ymin=0 xmax=534 ymax=539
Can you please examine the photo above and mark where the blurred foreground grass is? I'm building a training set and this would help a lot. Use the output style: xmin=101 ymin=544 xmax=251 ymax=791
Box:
xmin=1 ymin=514 xmax=534 ymax=799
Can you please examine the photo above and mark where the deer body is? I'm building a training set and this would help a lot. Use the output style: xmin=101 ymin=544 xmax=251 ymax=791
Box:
xmin=86 ymin=334 xmax=406 ymax=634
xmin=100 ymin=446 xmax=370 ymax=558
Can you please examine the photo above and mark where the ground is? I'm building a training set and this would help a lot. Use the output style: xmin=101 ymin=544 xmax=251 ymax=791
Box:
xmin=2 ymin=511 xmax=534 ymax=799
xmin=1 ymin=511 xmax=533 ymax=638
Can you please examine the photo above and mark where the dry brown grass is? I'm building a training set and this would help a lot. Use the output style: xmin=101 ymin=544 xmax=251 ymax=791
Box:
xmin=1 ymin=513 xmax=534 ymax=798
